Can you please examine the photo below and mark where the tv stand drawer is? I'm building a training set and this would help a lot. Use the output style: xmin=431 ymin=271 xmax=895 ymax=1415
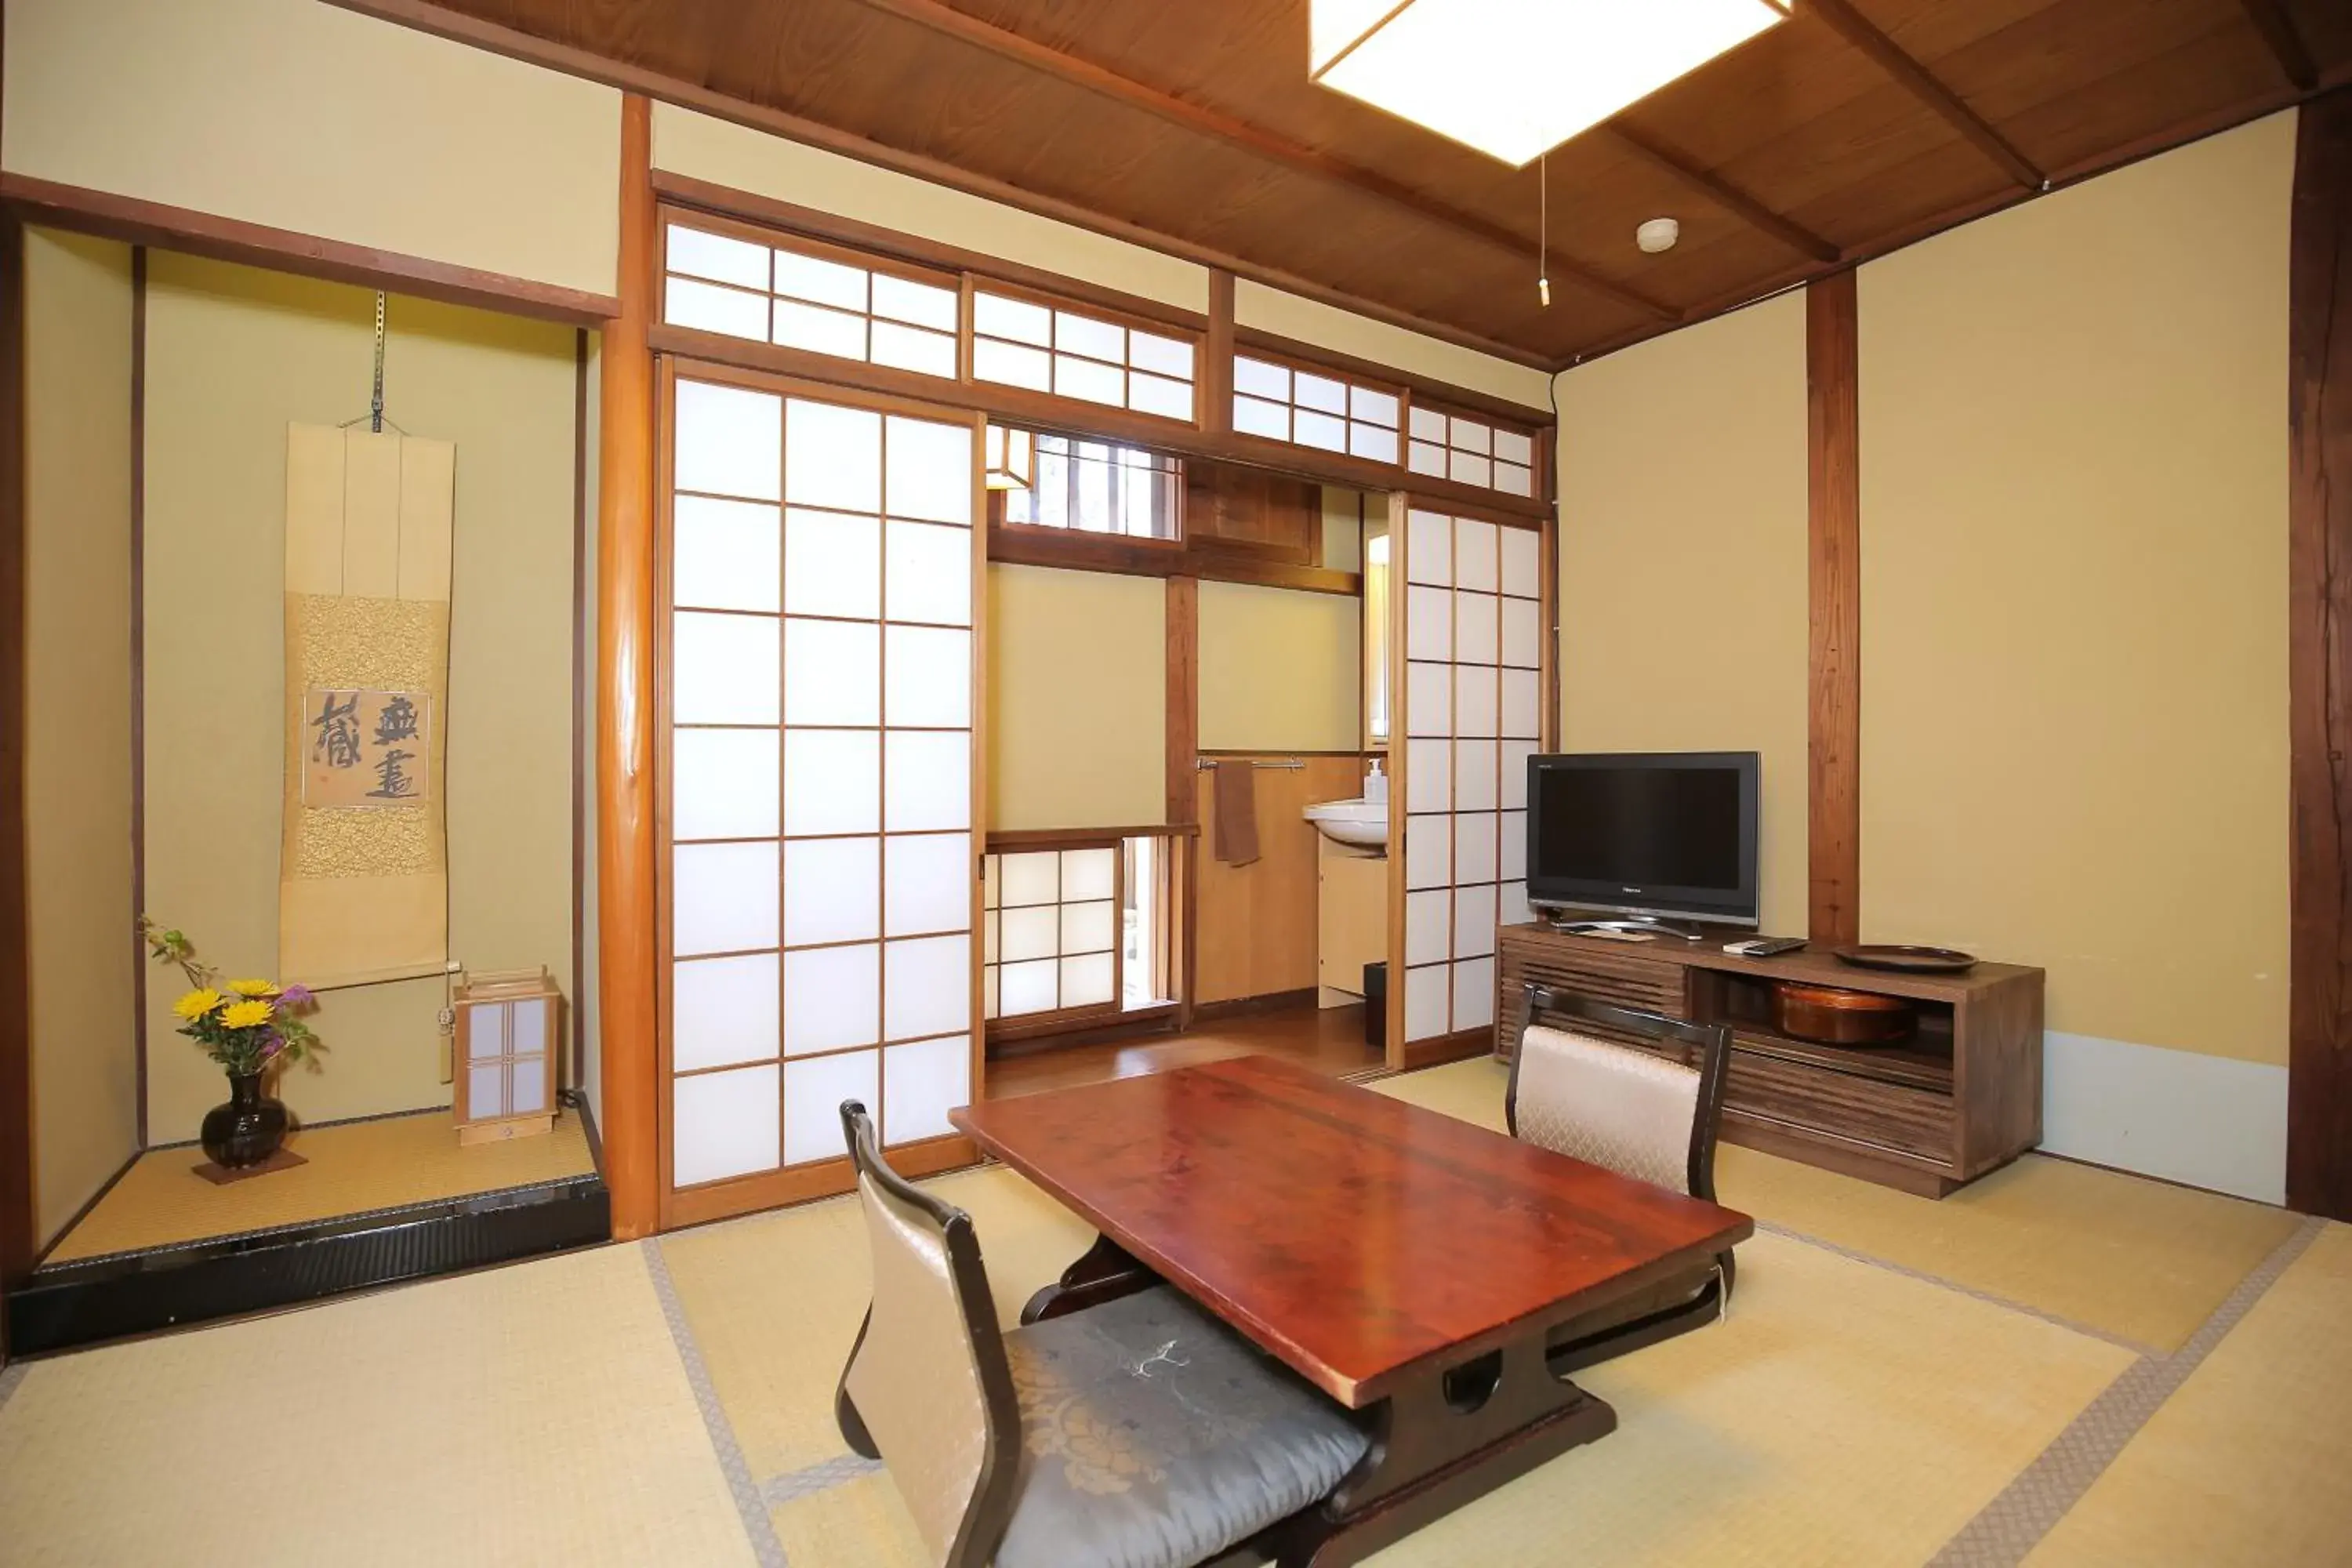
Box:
xmin=1496 ymin=928 xmax=1684 ymax=1063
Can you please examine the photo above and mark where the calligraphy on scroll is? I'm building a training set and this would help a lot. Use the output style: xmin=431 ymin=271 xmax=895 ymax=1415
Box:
xmin=301 ymin=687 xmax=433 ymax=808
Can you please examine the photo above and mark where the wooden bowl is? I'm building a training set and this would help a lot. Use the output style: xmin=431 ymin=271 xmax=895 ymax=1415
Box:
xmin=1772 ymin=982 xmax=1915 ymax=1046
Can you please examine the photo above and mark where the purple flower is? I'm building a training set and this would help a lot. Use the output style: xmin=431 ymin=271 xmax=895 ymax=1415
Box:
xmin=262 ymin=1035 xmax=285 ymax=1060
xmin=278 ymin=984 xmax=314 ymax=1011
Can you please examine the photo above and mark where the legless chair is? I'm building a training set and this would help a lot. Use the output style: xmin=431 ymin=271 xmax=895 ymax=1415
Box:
xmin=1508 ymin=984 xmax=1737 ymax=1374
xmin=833 ymin=1101 xmax=1370 ymax=1568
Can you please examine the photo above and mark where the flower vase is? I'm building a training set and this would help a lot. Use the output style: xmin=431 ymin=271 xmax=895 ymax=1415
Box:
xmin=201 ymin=1071 xmax=290 ymax=1169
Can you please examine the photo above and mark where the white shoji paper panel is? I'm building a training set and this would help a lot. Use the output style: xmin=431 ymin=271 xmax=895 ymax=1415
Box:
xmin=783 ymin=944 xmax=880 ymax=1055
xmin=673 ymin=842 xmax=779 ymax=956
xmin=673 ymin=954 xmax=780 ymax=1073
xmin=673 ymin=1065 xmax=780 ymax=1187
xmin=673 ymin=728 xmax=779 ymax=841
xmin=884 ymin=1036 xmax=969 ymax=1145
xmin=784 ymin=1050 xmax=879 ymax=1166
xmin=783 ymin=837 xmax=880 ymax=946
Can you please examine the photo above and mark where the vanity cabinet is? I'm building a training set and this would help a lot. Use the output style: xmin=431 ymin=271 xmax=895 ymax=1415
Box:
xmin=1316 ymin=837 xmax=1387 ymax=1003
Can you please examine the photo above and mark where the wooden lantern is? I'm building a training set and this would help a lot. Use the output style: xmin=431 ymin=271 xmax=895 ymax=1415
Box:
xmin=454 ymin=967 xmax=562 ymax=1145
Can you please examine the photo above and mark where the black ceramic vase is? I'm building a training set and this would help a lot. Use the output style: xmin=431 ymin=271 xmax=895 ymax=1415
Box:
xmin=201 ymin=1071 xmax=289 ymax=1168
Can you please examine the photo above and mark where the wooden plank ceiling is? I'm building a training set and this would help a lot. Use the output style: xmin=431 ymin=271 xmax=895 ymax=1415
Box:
xmin=396 ymin=0 xmax=2348 ymax=368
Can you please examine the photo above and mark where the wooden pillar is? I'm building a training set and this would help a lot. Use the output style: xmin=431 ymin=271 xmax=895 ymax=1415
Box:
xmin=1167 ymin=575 xmax=1199 ymax=1025
xmin=1806 ymin=270 xmax=1862 ymax=948
xmin=1203 ymin=270 xmax=1235 ymax=437
xmin=2288 ymin=89 xmax=2352 ymax=1222
xmin=0 ymin=214 xmax=32 ymax=1330
xmin=597 ymin=94 xmax=660 ymax=1239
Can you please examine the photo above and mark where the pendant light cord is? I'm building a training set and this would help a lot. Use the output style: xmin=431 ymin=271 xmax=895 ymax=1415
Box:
xmin=1537 ymin=154 xmax=1552 ymax=308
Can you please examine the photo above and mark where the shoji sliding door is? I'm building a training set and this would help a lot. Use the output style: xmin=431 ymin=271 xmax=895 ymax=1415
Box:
xmin=1390 ymin=504 xmax=1548 ymax=1064
xmin=659 ymin=364 xmax=984 ymax=1226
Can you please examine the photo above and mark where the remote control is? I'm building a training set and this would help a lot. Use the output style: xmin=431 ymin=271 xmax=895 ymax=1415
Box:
xmin=1722 ymin=936 xmax=1806 ymax=957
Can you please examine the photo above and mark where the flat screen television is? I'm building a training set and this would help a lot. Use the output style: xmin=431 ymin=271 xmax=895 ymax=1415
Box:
xmin=1525 ymin=752 xmax=1759 ymax=928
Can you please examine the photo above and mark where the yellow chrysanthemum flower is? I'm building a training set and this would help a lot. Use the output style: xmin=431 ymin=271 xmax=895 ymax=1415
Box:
xmin=172 ymin=988 xmax=224 ymax=1021
xmin=220 ymin=999 xmax=275 ymax=1030
xmin=227 ymin=978 xmax=279 ymax=997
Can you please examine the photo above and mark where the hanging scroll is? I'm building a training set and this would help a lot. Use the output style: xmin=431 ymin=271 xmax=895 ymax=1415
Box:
xmin=279 ymin=424 xmax=455 ymax=989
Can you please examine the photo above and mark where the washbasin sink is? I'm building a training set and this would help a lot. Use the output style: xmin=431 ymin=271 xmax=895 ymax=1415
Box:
xmin=1305 ymin=797 xmax=1388 ymax=848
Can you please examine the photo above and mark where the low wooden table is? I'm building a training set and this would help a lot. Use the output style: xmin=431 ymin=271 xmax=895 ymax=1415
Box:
xmin=953 ymin=1054 xmax=1754 ymax=1566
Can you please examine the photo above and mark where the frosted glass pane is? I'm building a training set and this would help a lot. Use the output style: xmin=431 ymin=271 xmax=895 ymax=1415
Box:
xmin=785 ymin=400 xmax=883 ymax=513
xmin=1408 ymin=441 xmax=1448 ymax=477
xmin=1061 ymin=951 xmax=1115 ymax=1009
xmin=509 ymin=1056 xmax=548 ymax=1116
xmin=1500 ymin=811 xmax=1528 ymax=884
xmin=783 ymin=1050 xmax=877 ymax=1167
xmin=1405 ymin=816 xmax=1451 ymax=890
xmin=1501 ymin=597 xmax=1541 ymax=668
xmin=1450 ymin=451 xmax=1493 ymax=489
xmin=1055 ymin=354 xmax=1126 ymax=407
xmin=676 ymin=381 xmax=781 ymax=502
xmin=1454 ymin=884 xmax=1497 ymax=958
xmin=674 ymin=496 xmax=780 ymax=613
xmin=1000 ymin=958 xmax=1058 ymax=1017
xmin=673 ymin=953 xmax=780 ymax=1072
xmin=1500 ymin=881 xmax=1534 ymax=927
xmin=666 ymin=277 xmax=768 ymax=341
xmin=1410 ymin=405 xmax=1449 ymax=441
xmin=1494 ymin=428 xmax=1534 ymax=466
xmin=885 ymin=731 xmax=971 ymax=832
xmin=774 ymin=249 xmax=867 ymax=311
xmin=667 ymin=225 xmax=769 ymax=289
xmin=885 ymin=521 xmax=972 ymax=626
xmin=1454 ymin=666 xmax=1499 ymax=738
xmin=884 ymin=626 xmax=971 ymax=728
xmin=1406 ymin=661 xmax=1451 ymax=738
xmin=784 ymin=619 xmax=880 ymax=726
xmin=1452 ymin=956 xmax=1496 ymax=1029
xmin=1350 ymin=424 xmax=1398 ymax=464
xmin=1129 ymin=372 xmax=1193 ymax=421
xmin=673 ymin=728 xmax=779 ymax=840
xmin=772 ymin=300 xmax=867 ymax=361
xmin=1055 ymin=310 xmax=1124 ymax=363
xmin=1000 ymin=851 xmax=1060 ymax=907
xmin=673 ymin=841 xmax=779 ymax=956
xmin=1130 ymin=332 xmax=1193 ymax=379
xmin=1406 ymin=887 xmax=1450 ymax=967
xmin=1000 ymin=905 xmax=1058 ymax=964
xmin=1450 ymin=417 xmax=1492 ymax=455
xmin=1495 ymin=463 xmax=1534 ymax=498
xmin=872 ymin=273 xmax=957 ymax=331
xmin=884 ymin=1036 xmax=969 ymax=1146
xmin=1295 ymin=408 xmax=1347 ymax=452
xmin=1406 ymin=586 xmax=1452 ymax=662
xmin=1404 ymin=963 xmax=1450 ymax=1043
xmin=1500 ymin=525 xmax=1541 ymax=597
xmin=1294 ymin=371 xmax=1348 ymax=415
xmin=1232 ymin=395 xmax=1290 ymax=441
xmin=1454 ymin=592 xmax=1499 ymax=666
xmin=1352 ymin=386 xmax=1400 ymax=426
xmin=1062 ymin=848 xmax=1116 ymax=902
xmin=782 ymin=730 xmax=880 ymax=837
xmin=885 ymin=832 xmax=971 ymax=937
xmin=782 ymin=508 xmax=880 ymax=620
xmin=1405 ymin=737 xmax=1451 ymax=814
xmin=1454 ymin=738 xmax=1498 ymax=812
xmin=1501 ymin=668 xmax=1542 ymax=739
xmin=1500 ymin=740 xmax=1538 ymax=811
xmin=1233 ymin=357 xmax=1290 ymax=401
xmin=1454 ymin=812 xmax=1498 ymax=884
xmin=975 ymin=292 xmax=1051 ymax=346
xmin=782 ymin=943 xmax=878 ymax=1054
xmin=1454 ymin=518 xmax=1498 ymax=592
xmin=885 ymin=934 xmax=971 ymax=1040
xmin=782 ymin=836 xmax=879 ymax=946
xmin=1406 ymin=509 xmax=1454 ymax=585
xmin=870 ymin=321 xmax=957 ymax=379
xmin=886 ymin=416 xmax=974 ymax=525
xmin=673 ymin=1064 xmax=779 ymax=1186
xmin=469 ymin=1003 xmax=506 ymax=1060
xmin=972 ymin=336 xmax=1051 ymax=390
xmin=1060 ymin=899 xmax=1115 ymax=955
xmin=673 ymin=612 xmax=779 ymax=725
xmin=468 ymin=1063 xmax=506 ymax=1120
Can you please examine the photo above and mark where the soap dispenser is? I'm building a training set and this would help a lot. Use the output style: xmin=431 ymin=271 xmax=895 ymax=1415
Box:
xmin=1364 ymin=756 xmax=1388 ymax=804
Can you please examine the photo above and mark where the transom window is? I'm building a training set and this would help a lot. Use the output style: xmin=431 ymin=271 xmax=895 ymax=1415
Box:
xmin=663 ymin=220 xmax=960 ymax=379
xmin=1408 ymin=405 xmax=1537 ymax=498
xmin=970 ymin=289 xmax=1198 ymax=421
xmin=1231 ymin=354 xmax=1402 ymax=465
xmin=999 ymin=432 xmax=1182 ymax=540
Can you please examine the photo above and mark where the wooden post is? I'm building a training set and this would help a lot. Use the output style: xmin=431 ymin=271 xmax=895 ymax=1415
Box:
xmin=2287 ymin=89 xmax=2352 ymax=1222
xmin=1167 ymin=575 xmax=1199 ymax=1027
xmin=1806 ymin=271 xmax=1861 ymax=949
xmin=0 ymin=214 xmax=32 ymax=1333
xmin=597 ymin=94 xmax=660 ymax=1239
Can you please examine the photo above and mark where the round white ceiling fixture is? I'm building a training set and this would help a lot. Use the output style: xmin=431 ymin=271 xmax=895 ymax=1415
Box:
xmin=1636 ymin=217 xmax=1682 ymax=254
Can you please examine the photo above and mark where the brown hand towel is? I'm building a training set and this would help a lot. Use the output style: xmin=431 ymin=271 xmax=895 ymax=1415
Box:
xmin=1212 ymin=760 xmax=1261 ymax=867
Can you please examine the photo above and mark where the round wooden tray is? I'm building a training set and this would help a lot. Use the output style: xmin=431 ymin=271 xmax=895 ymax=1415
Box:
xmin=1833 ymin=944 xmax=1978 ymax=974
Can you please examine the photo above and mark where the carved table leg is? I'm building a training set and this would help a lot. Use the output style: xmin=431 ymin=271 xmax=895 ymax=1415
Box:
xmin=1019 ymin=1233 xmax=1159 ymax=1325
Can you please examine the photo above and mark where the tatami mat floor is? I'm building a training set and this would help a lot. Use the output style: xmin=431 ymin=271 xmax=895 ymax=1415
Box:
xmin=2 ymin=1058 xmax=2343 ymax=1566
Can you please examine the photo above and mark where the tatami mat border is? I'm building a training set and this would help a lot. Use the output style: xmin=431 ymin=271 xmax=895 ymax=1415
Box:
xmin=646 ymin=1238 xmax=790 ymax=1568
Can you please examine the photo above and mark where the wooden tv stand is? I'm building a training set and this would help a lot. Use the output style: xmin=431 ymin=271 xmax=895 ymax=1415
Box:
xmin=1496 ymin=925 xmax=2044 ymax=1197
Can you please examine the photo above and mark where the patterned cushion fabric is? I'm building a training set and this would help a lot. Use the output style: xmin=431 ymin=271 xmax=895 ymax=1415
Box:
xmin=1515 ymin=1024 xmax=1701 ymax=1195
xmin=993 ymin=1287 xmax=1370 ymax=1568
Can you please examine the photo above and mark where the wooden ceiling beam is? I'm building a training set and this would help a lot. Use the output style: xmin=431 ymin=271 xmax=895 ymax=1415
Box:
xmin=1605 ymin=125 xmax=1841 ymax=263
xmin=2236 ymin=0 xmax=2319 ymax=92
xmin=1805 ymin=0 xmax=2047 ymax=192
xmin=838 ymin=0 xmax=1676 ymax=321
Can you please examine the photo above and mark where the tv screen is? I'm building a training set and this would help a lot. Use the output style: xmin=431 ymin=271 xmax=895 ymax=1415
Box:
xmin=1525 ymin=752 xmax=1759 ymax=926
